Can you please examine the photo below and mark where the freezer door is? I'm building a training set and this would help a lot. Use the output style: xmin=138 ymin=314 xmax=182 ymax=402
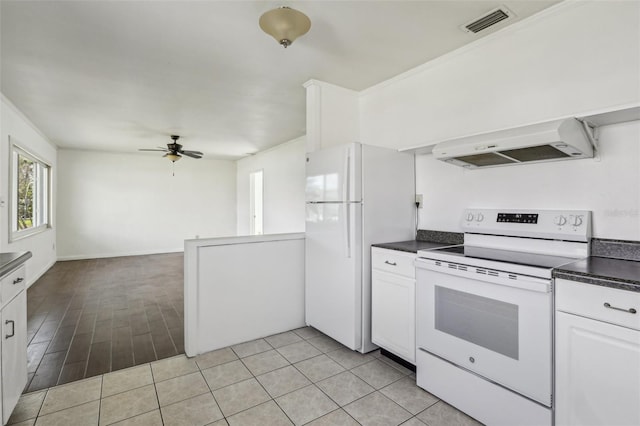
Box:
xmin=306 ymin=143 xmax=361 ymax=202
xmin=305 ymin=202 xmax=362 ymax=350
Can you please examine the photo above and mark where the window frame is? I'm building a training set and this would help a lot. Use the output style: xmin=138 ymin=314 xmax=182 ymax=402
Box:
xmin=9 ymin=138 xmax=52 ymax=242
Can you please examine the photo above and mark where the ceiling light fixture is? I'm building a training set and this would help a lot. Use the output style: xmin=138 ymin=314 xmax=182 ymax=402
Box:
xmin=259 ymin=6 xmax=311 ymax=48
xmin=165 ymin=153 xmax=182 ymax=162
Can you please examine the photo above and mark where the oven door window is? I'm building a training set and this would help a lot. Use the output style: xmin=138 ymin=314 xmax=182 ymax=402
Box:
xmin=435 ymin=286 xmax=519 ymax=360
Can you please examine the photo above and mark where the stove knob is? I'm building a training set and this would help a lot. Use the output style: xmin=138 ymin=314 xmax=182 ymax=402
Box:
xmin=554 ymin=215 xmax=567 ymax=226
xmin=466 ymin=213 xmax=475 ymax=222
xmin=572 ymin=215 xmax=584 ymax=227
xmin=476 ymin=213 xmax=484 ymax=222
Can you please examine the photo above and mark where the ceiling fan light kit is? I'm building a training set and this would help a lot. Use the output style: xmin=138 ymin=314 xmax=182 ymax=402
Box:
xmin=164 ymin=153 xmax=181 ymax=162
xmin=259 ymin=6 xmax=311 ymax=48
xmin=138 ymin=135 xmax=203 ymax=174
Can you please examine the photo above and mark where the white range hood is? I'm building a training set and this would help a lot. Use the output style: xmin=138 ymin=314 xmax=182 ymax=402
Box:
xmin=433 ymin=118 xmax=594 ymax=169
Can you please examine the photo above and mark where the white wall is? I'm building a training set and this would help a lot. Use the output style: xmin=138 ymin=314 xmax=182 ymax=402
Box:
xmin=0 ymin=95 xmax=58 ymax=286
xmin=359 ymin=1 xmax=640 ymax=151
xmin=349 ymin=0 xmax=640 ymax=241
xmin=57 ymin=149 xmax=236 ymax=259
xmin=305 ymin=80 xmax=359 ymax=152
xmin=416 ymin=121 xmax=640 ymax=240
xmin=236 ymin=136 xmax=306 ymax=235
xmin=184 ymin=233 xmax=305 ymax=356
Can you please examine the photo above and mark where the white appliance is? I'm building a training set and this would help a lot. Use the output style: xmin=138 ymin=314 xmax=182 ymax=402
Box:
xmin=415 ymin=209 xmax=591 ymax=426
xmin=433 ymin=118 xmax=594 ymax=168
xmin=305 ymin=142 xmax=414 ymax=353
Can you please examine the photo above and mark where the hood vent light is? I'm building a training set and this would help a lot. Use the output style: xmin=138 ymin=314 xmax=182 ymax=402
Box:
xmin=463 ymin=7 xmax=513 ymax=33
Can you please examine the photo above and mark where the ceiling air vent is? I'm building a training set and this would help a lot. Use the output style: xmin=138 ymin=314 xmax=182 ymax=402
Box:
xmin=463 ymin=6 xmax=514 ymax=34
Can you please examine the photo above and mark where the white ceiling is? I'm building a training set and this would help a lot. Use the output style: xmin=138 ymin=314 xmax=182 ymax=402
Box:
xmin=1 ymin=1 xmax=560 ymax=160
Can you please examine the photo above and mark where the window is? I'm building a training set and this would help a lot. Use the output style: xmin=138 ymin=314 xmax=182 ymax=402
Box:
xmin=249 ymin=170 xmax=263 ymax=235
xmin=10 ymin=142 xmax=51 ymax=240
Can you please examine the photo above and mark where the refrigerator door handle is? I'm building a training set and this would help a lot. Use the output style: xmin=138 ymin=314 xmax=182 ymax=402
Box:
xmin=342 ymin=147 xmax=350 ymax=202
xmin=343 ymin=203 xmax=351 ymax=258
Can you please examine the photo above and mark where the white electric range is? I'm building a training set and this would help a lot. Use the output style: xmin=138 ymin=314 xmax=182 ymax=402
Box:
xmin=415 ymin=209 xmax=591 ymax=426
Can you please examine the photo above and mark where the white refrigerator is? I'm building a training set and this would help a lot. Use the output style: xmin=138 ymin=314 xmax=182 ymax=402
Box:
xmin=305 ymin=142 xmax=415 ymax=353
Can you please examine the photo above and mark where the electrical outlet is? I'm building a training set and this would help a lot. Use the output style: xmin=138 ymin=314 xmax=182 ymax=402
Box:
xmin=415 ymin=194 xmax=423 ymax=208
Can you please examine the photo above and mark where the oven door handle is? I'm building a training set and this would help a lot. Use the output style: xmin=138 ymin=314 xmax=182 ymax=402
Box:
xmin=415 ymin=258 xmax=551 ymax=293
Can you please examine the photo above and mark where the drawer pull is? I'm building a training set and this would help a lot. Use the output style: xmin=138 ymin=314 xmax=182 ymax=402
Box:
xmin=384 ymin=261 xmax=397 ymax=266
xmin=5 ymin=320 xmax=15 ymax=339
xmin=604 ymin=303 xmax=637 ymax=314
xmin=13 ymin=277 xmax=24 ymax=284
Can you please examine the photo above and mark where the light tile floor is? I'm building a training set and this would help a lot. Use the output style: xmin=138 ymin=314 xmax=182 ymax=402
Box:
xmin=9 ymin=327 xmax=483 ymax=426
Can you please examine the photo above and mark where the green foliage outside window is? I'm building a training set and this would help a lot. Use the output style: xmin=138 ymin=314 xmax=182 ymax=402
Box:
xmin=17 ymin=154 xmax=35 ymax=230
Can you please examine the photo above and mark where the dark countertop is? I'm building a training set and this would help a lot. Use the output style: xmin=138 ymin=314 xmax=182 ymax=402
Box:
xmin=554 ymin=256 xmax=640 ymax=292
xmin=376 ymin=236 xmax=640 ymax=292
xmin=372 ymin=240 xmax=460 ymax=254
xmin=0 ymin=252 xmax=33 ymax=277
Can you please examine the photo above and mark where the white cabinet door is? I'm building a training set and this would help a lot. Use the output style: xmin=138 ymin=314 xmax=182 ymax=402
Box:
xmin=556 ymin=311 xmax=640 ymax=426
xmin=372 ymin=269 xmax=415 ymax=363
xmin=2 ymin=291 xmax=28 ymax=425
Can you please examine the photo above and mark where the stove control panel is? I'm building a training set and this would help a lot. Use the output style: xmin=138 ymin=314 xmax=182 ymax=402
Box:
xmin=462 ymin=209 xmax=592 ymax=242
xmin=496 ymin=213 xmax=538 ymax=224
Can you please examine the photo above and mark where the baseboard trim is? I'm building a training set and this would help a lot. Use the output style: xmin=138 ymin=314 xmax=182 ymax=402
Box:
xmin=27 ymin=259 xmax=56 ymax=289
xmin=57 ymin=248 xmax=184 ymax=261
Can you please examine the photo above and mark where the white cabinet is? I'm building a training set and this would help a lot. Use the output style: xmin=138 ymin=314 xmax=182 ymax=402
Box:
xmin=1 ymin=291 xmax=27 ymax=425
xmin=555 ymin=278 xmax=640 ymax=426
xmin=371 ymin=248 xmax=416 ymax=363
xmin=1 ymin=265 xmax=25 ymax=306
xmin=0 ymin=264 xmax=28 ymax=426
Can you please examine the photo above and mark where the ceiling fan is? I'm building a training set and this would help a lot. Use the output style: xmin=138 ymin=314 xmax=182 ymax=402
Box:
xmin=139 ymin=135 xmax=203 ymax=163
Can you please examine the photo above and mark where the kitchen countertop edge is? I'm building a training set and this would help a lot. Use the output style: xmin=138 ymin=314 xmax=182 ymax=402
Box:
xmin=553 ymin=270 xmax=640 ymax=292
xmin=372 ymin=240 xmax=461 ymax=254
xmin=0 ymin=251 xmax=33 ymax=277
xmin=553 ymin=255 xmax=640 ymax=292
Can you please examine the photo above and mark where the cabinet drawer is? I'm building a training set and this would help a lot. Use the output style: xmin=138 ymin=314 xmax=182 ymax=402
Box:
xmin=1 ymin=265 xmax=26 ymax=307
xmin=556 ymin=278 xmax=640 ymax=331
xmin=372 ymin=248 xmax=415 ymax=278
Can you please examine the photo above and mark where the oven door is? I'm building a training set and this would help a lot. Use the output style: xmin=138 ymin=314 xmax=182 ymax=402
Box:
xmin=415 ymin=258 xmax=552 ymax=406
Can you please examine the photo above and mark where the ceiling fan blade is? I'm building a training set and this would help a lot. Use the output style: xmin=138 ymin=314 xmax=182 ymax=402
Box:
xmin=181 ymin=151 xmax=203 ymax=159
xmin=180 ymin=149 xmax=204 ymax=156
xmin=139 ymin=148 xmax=169 ymax=152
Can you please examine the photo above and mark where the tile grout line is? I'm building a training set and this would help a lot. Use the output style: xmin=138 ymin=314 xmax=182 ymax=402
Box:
xmin=54 ymin=273 xmax=94 ymax=387
xmin=28 ymin=289 xmax=75 ymax=391
xmin=97 ymin=375 xmax=103 ymax=426
xmin=56 ymin=302 xmax=81 ymax=380
xmin=282 ymin=335 xmax=419 ymax=424
xmin=234 ymin=332 xmax=363 ymax=425
xmin=31 ymin=387 xmax=49 ymax=424
xmin=197 ymin=366 xmax=237 ymax=424
xmin=150 ymin=294 xmax=177 ymax=360
xmin=148 ymin=364 xmax=166 ymax=426
xmin=291 ymin=331 xmax=364 ymax=424
xmin=243 ymin=355 xmax=298 ymax=425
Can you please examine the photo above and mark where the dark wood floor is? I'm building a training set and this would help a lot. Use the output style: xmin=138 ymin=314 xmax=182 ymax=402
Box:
xmin=25 ymin=253 xmax=184 ymax=392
